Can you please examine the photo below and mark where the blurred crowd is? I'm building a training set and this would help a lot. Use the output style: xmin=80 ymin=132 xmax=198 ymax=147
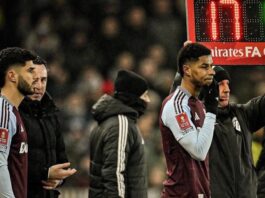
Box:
xmin=1 ymin=0 xmax=265 ymax=196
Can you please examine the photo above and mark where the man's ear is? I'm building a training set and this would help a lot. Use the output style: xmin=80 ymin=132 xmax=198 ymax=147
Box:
xmin=6 ymin=69 xmax=17 ymax=83
xmin=183 ymin=65 xmax=191 ymax=77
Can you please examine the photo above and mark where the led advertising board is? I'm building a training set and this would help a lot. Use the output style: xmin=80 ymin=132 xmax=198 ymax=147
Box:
xmin=186 ymin=0 xmax=265 ymax=65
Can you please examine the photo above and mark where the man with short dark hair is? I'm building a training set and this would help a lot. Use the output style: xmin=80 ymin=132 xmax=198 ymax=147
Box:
xmin=159 ymin=43 xmax=218 ymax=197
xmin=0 ymin=47 xmax=37 ymax=198
xmin=19 ymin=56 xmax=76 ymax=198
xmin=89 ymin=69 xmax=150 ymax=198
xmin=170 ymin=65 xmax=265 ymax=197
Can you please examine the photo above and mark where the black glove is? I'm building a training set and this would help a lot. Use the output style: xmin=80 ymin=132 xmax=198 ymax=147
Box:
xmin=199 ymin=80 xmax=219 ymax=114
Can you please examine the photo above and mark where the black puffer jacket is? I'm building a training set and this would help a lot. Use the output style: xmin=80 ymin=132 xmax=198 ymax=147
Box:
xmin=89 ymin=94 xmax=147 ymax=198
xmin=19 ymin=93 xmax=68 ymax=198
xmin=209 ymin=95 xmax=265 ymax=198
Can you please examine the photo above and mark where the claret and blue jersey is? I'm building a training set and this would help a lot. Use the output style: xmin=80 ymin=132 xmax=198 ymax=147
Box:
xmin=0 ymin=96 xmax=28 ymax=198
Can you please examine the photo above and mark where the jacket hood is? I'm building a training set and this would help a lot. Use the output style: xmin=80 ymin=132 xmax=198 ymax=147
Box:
xmin=91 ymin=94 xmax=138 ymax=123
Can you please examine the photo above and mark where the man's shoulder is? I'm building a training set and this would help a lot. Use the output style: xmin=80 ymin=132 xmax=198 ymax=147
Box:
xmin=102 ymin=114 xmax=133 ymax=125
xmin=162 ymin=89 xmax=189 ymax=115
xmin=0 ymin=96 xmax=13 ymax=109
xmin=0 ymin=97 xmax=15 ymax=119
xmin=100 ymin=114 xmax=136 ymax=133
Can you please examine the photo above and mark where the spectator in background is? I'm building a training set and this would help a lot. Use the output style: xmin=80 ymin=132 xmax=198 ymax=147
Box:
xmin=25 ymin=13 xmax=60 ymax=59
xmin=63 ymin=29 xmax=101 ymax=82
xmin=109 ymin=51 xmax=136 ymax=80
xmin=146 ymin=44 xmax=167 ymax=68
xmin=121 ymin=6 xmax=155 ymax=61
xmin=46 ymin=59 xmax=70 ymax=103
xmin=0 ymin=47 xmax=37 ymax=198
xmin=89 ymin=70 xmax=150 ymax=197
xmin=97 ymin=16 xmax=123 ymax=74
xmin=159 ymin=43 xmax=217 ymax=197
xmin=19 ymin=56 xmax=76 ymax=198
xmin=149 ymin=0 xmax=183 ymax=68
xmin=138 ymin=57 xmax=158 ymax=90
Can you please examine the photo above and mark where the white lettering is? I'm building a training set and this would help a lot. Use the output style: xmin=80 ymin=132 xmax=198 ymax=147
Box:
xmin=252 ymin=47 xmax=262 ymax=57
xmin=211 ymin=47 xmax=244 ymax=58
xmin=19 ymin=142 xmax=28 ymax=154
xmin=245 ymin=47 xmax=261 ymax=57
xmin=245 ymin=46 xmax=252 ymax=57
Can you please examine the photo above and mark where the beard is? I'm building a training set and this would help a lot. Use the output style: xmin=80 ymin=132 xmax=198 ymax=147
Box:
xmin=17 ymin=75 xmax=34 ymax=96
xmin=191 ymin=76 xmax=213 ymax=88
xmin=191 ymin=78 xmax=205 ymax=88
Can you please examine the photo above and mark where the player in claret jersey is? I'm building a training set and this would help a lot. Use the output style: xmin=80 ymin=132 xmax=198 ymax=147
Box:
xmin=159 ymin=43 xmax=218 ymax=198
xmin=0 ymin=47 xmax=36 ymax=198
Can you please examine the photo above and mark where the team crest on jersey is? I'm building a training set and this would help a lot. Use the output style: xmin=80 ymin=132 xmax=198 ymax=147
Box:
xmin=176 ymin=112 xmax=192 ymax=131
xmin=0 ymin=128 xmax=9 ymax=152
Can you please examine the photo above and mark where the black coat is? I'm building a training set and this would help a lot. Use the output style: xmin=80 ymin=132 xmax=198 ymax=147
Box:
xmin=19 ymin=93 xmax=68 ymax=198
xmin=257 ymin=129 xmax=265 ymax=198
xmin=209 ymin=95 xmax=265 ymax=198
xmin=89 ymin=94 xmax=147 ymax=198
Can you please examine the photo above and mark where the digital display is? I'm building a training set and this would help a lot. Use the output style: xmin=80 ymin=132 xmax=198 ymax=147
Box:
xmin=195 ymin=0 xmax=264 ymax=42
xmin=186 ymin=0 xmax=265 ymax=65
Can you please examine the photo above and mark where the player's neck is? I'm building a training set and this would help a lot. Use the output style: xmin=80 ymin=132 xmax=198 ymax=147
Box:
xmin=180 ymin=78 xmax=200 ymax=97
xmin=1 ymin=85 xmax=24 ymax=108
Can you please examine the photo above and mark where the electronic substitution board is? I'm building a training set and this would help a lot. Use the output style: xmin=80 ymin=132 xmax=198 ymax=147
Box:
xmin=186 ymin=0 xmax=265 ymax=65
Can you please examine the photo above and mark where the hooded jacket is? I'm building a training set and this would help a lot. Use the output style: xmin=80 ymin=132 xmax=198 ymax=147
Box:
xmin=209 ymin=95 xmax=265 ymax=198
xmin=89 ymin=94 xmax=147 ymax=198
xmin=19 ymin=93 xmax=68 ymax=198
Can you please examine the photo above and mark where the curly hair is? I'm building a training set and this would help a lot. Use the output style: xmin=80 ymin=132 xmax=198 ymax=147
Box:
xmin=177 ymin=43 xmax=211 ymax=77
xmin=0 ymin=47 xmax=37 ymax=87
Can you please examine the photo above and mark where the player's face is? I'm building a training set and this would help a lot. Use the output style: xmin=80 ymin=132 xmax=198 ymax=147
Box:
xmin=29 ymin=64 xmax=47 ymax=101
xmin=188 ymin=55 xmax=215 ymax=87
xmin=218 ymin=79 xmax=230 ymax=107
xmin=17 ymin=60 xmax=36 ymax=96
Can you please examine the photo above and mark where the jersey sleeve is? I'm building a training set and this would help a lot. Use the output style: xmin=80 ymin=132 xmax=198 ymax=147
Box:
xmin=0 ymin=98 xmax=16 ymax=197
xmin=161 ymin=97 xmax=216 ymax=161
xmin=161 ymin=99 xmax=196 ymax=141
xmin=0 ymin=154 xmax=15 ymax=197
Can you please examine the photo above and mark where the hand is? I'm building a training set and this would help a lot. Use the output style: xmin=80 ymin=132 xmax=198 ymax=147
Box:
xmin=42 ymin=179 xmax=62 ymax=190
xmin=184 ymin=40 xmax=192 ymax=46
xmin=48 ymin=162 xmax=77 ymax=180
xmin=199 ymin=80 xmax=219 ymax=114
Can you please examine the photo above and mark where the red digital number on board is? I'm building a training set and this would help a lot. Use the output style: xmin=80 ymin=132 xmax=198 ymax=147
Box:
xmin=210 ymin=0 xmax=241 ymax=41
xmin=186 ymin=0 xmax=265 ymax=65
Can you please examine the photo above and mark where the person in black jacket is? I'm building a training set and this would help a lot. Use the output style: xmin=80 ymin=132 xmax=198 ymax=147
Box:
xmin=256 ymin=128 xmax=265 ymax=197
xmin=202 ymin=66 xmax=265 ymax=198
xmin=19 ymin=56 xmax=76 ymax=198
xmin=89 ymin=69 xmax=150 ymax=198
